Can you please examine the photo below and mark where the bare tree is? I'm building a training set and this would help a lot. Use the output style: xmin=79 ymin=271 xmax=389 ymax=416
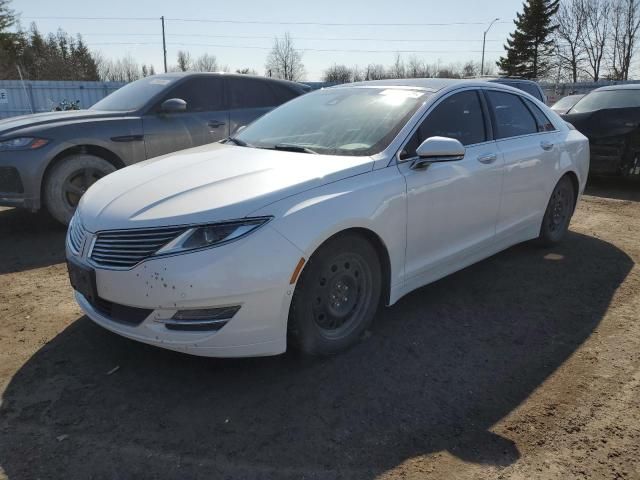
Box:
xmin=195 ymin=53 xmax=218 ymax=72
xmin=388 ymin=53 xmax=406 ymax=78
xmin=323 ymin=64 xmax=352 ymax=83
xmin=95 ymin=54 xmax=141 ymax=82
xmin=236 ymin=67 xmax=258 ymax=74
xmin=609 ymin=0 xmax=640 ymax=80
xmin=555 ymin=0 xmax=588 ymax=82
xmin=265 ymin=32 xmax=304 ymax=81
xmin=176 ymin=50 xmax=191 ymax=72
xmin=365 ymin=63 xmax=387 ymax=80
xmin=406 ymin=56 xmax=430 ymax=78
xmin=350 ymin=65 xmax=364 ymax=82
xmin=461 ymin=60 xmax=480 ymax=77
xmin=582 ymin=0 xmax=611 ymax=81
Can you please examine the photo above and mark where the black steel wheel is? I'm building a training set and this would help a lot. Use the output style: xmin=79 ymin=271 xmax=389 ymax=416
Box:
xmin=537 ymin=175 xmax=575 ymax=246
xmin=288 ymin=233 xmax=382 ymax=355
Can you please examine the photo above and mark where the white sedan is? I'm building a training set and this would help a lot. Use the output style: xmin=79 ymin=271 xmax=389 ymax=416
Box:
xmin=66 ymin=79 xmax=589 ymax=357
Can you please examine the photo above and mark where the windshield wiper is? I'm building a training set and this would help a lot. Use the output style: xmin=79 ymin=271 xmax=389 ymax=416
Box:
xmin=224 ymin=136 xmax=248 ymax=147
xmin=273 ymin=143 xmax=318 ymax=154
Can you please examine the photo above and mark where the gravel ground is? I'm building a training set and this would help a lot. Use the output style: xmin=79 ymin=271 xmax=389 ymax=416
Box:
xmin=0 ymin=178 xmax=638 ymax=480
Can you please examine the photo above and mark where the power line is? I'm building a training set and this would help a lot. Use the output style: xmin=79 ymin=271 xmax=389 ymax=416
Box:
xmin=23 ymin=15 xmax=510 ymax=27
xmin=80 ymin=32 xmax=503 ymax=43
xmin=86 ymin=40 xmax=504 ymax=54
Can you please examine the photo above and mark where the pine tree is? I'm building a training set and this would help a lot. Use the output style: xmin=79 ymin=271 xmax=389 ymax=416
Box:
xmin=498 ymin=0 xmax=560 ymax=79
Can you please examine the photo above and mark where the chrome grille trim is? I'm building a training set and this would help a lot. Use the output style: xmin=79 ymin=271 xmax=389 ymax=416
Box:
xmin=90 ymin=226 xmax=187 ymax=269
xmin=68 ymin=216 xmax=86 ymax=255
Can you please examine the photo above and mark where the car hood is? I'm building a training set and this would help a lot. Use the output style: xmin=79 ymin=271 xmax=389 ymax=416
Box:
xmin=79 ymin=142 xmax=374 ymax=232
xmin=0 ymin=110 xmax=125 ymax=136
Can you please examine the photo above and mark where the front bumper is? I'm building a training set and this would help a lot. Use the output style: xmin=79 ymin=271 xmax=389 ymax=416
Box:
xmin=0 ymin=147 xmax=54 ymax=211
xmin=69 ymin=225 xmax=305 ymax=357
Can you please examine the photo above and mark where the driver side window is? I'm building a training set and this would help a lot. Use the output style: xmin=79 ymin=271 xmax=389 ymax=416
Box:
xmin=402 ymin=90 xmax=487 ymax=158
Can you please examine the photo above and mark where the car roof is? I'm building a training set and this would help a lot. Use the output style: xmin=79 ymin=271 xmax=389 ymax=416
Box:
xmin=593 ymin=83 xmax=640 ymax=92
xmin=332 ymin=78 xmax=517 ymax=92
xmin=148 ymin=72 xmax=307 ymax=90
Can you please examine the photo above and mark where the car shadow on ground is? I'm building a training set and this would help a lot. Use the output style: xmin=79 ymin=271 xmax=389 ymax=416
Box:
xmin=0 ymin=207 xmax=66 ymax=274
xmin=0 ymin=231 xmax=633 ymax=479
xmin=585 ymin=177 xmax=640 ymax=202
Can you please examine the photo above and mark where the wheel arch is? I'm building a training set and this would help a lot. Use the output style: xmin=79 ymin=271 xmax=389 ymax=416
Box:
xmin=298 ymin=227 xmax=393 ymax=307
xmin=562 ymin=169 xmax=580 ymax=211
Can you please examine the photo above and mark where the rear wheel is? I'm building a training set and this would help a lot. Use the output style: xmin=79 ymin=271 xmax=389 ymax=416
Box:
xmin=288 ymin=233 xmax=382 ymax=355
xmin=44 ymin=154 xmax=116 ymax=225
xmin=537 ymin=175 xmax=575 ymax=246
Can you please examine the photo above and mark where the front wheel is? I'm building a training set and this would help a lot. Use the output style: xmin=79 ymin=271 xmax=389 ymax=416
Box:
xmin=288 ymin=233 xmax=382 ymax=355
xmin=537 ymin=175 xmax=575 ymax=247
xmin=44 ymin=154 xmax=116 ymax=225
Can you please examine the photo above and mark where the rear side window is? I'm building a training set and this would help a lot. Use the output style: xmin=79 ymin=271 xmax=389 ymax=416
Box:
xmin=517 ymin=82 xmax=544 ymax=102
xmin=523 ymin=98 xmax=555 ymax=132
xmin=402 ymin=90 xmax=486 ymax=157
xmin=269 ymin=83 xmax=299 ymax=104
xmin=160 ymin=77 xmax=224 ymax=112
xmin=229 ymin=78 xmax=280 ymax=109
xmin=486 ymin=91 xmax=538 ymax=139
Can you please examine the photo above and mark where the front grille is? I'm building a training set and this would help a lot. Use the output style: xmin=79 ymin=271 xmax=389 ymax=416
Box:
xmin=0 ymin=167 xmax=24 ymax=193
xmin=90 ymin=226 xmax=187 ymax=268
xmin=68 ymin=217 xmax=87 ymax=255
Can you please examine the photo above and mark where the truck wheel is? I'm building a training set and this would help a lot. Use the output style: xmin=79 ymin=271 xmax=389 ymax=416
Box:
xmin=44 ymin=154 xmax=116 ymax=225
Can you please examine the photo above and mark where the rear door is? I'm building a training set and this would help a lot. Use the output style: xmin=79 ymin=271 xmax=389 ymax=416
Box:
xmin=228 ymin=78 xmax=293 ymax=135
xmin=485 ymin=89 xmax=560 ymax=235
xmin=142 ymin=76 xmax=229 ymax=158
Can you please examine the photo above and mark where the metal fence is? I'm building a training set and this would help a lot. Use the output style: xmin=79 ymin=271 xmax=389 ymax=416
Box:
xmin=0 ymin=80 xmax=125 ymax=119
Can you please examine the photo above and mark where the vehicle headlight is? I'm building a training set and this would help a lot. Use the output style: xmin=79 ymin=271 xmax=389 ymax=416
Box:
xmin=0 ymin=137 xmax=50 ymax=151
xmin=156 ymin=217 xmax=272 ymax=255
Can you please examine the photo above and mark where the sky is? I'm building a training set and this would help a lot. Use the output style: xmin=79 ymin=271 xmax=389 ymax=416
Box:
xmin=13 ymin=0 xmax=522 ymax=81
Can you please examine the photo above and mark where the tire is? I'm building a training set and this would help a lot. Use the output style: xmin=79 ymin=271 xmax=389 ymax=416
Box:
xmin=288 ymin=233 xmax=382 ymax=355
xmin=44 ymin=154 xmax=116 ymax=225
xmin=537 ymin=175 xmax=575 ymax=247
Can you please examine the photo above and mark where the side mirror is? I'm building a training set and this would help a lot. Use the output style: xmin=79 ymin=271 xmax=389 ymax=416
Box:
xmin=412 ymin=136 xmax=465 ymax=169
xmin=160 ymin=98 xmax=187 ymax=113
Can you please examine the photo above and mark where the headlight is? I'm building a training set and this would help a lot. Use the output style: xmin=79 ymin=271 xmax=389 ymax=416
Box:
xmin=155 ymin=217 xmax=272 ymax=255
xmin=0 ymin=137 xmax=49 ymax=151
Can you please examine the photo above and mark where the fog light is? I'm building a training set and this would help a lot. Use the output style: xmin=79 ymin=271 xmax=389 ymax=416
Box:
xmin=162 ymin=306 xmax=241 ymax=331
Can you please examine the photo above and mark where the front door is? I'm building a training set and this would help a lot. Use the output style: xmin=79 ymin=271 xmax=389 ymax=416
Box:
xmin=142 ymin=76 xmax=229 ymax=159
xmin=398 ymin=89 xmax=504 ymax=284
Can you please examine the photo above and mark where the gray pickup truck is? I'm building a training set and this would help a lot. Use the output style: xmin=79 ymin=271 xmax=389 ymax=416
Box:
xmin=0 ymin=73 xmax=308 ymax=224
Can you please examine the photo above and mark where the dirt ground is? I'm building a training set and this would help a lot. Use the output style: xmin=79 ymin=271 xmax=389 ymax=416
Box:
xmin=0 ymin=178 xmax=638 ymax=480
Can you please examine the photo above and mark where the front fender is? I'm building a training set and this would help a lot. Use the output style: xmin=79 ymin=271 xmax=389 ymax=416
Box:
xmin=249 ymin=167 xmax=408 ymax=303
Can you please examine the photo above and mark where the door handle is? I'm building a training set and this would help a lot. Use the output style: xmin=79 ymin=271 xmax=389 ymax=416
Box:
xmin=477 ymin=153 xmax=497 ymax=164
xmin=208 ymin=121 xmax=226 ymax=128
xmin=540 ymin=140 xmax=554 ymax=151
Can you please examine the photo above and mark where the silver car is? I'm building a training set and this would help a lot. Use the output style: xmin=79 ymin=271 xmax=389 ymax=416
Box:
xmin=0 ymin=73 xmax=308 ymax=224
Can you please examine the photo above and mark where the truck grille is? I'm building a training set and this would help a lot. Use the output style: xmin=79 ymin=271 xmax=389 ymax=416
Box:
xmin=90 ymin=226 xmax=187 ymax=268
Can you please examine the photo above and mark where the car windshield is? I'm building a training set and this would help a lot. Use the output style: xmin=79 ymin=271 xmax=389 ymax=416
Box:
xmin=569 ymin=89 xmax=640 ymax=114
xmin=90 ymin=76 xmax=178 ymax=111
xmin=552 ymin=95 xmax=582 ymax=110
xmin=234 ymin=87 xmax=430 ymax=156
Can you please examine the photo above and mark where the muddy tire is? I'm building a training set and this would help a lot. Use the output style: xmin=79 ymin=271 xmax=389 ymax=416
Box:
xmin=537 ymin=175 xmax=575 ymax=247
xmin=288 ymin=233 xmax=382 ymax=356
xmin=44 ymin=154 xmax=116 ymax=225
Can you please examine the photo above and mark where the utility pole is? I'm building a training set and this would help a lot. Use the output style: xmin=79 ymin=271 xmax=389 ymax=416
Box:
xmin=161 ymin=16 xmax=167 ymax=73
xmin=481 ymin=18 xmax=500 ymax=76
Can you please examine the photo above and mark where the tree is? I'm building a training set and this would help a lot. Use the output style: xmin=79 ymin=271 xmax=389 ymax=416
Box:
xmin=323 ymin=64 xmax=352 ymax=83
xmin=176 ymin=50 xmax=191 ymax=72
xmin=236 ymin=67 xmax=258 ymax=75
xmin=265 ymin=32 xmax=304 ymax=81
xmin=581 ymin=0 xmax=611 ymax=81
xmin=498 ymin=0 xmax=560 ymax=78
xmin=406 ymin=56 xmax=431 ymax=78
xmin=555 ymin=0 xmax=588 ymax=82
xmin=194 ymin=53 xmax=218 ymax=72
xmin=609 ymin=0 xmax=640 ymax=80
xmin=364 ymin=63 xmax=387 ymax=80
xmin=462 ymin=60 xmax=480 ymax=77
xmin=388 ymin=53 xmax=406 ymax=78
